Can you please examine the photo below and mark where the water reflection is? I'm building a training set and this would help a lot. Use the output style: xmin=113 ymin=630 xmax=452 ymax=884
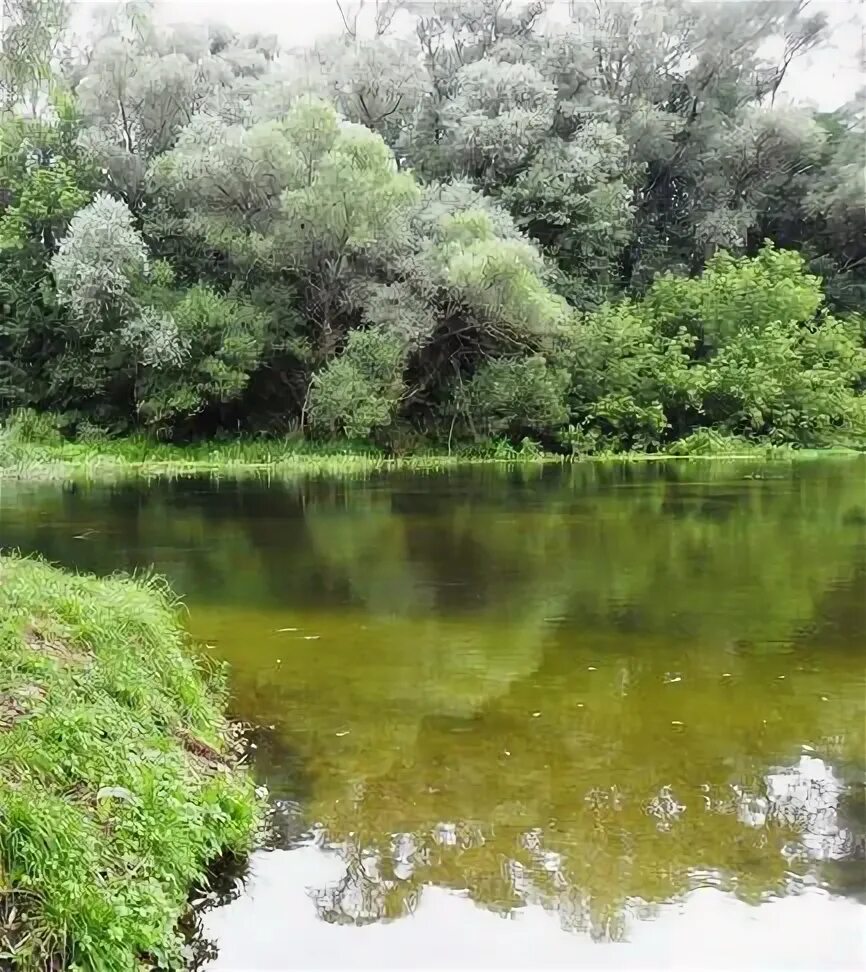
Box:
xmin=1 ymin=458 xmax=864 ymax=965
xmin=202 ymin=848 xmax=865 ymax=970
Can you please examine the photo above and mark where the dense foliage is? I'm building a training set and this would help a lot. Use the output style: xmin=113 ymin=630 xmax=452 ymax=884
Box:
xmin=1 ymin=0 xmax=864 ymax=451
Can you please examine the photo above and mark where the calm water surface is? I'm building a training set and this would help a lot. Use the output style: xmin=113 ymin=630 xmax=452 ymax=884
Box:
xmin=2 ymin=459 xmax=865 ymax=969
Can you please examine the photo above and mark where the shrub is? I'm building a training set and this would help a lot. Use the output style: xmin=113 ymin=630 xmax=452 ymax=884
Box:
xmin=466 ymin=356 xmax=568 ymax=438
xmin=309 ymin=327 xmax=407 ymax=438
xmin=702 ymin=317 xmax=866 ymax=445
xmin=644 ymin=243 xmax=824 ymax=349
xmin=134 ymin=286 xmax=268 ymax=430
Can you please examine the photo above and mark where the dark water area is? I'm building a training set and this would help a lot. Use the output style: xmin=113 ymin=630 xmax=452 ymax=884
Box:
xmin=2 ymin=458 xmax=865 ymax=969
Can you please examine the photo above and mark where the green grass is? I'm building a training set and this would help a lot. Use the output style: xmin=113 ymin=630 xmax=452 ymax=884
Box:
xmin=1 ymin=430 xmax=860 ymax=483
xmin=0 ymin=432 xmax=556 ymax=481
xmin=0 ymin=408 xmax=862 ymax=482
xmin=0 ymin=556 xmax=262 ymax=971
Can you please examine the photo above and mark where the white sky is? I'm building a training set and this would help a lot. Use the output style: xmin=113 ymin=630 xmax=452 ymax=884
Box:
xmin=69 ymin=0 xmax=864 ymax=111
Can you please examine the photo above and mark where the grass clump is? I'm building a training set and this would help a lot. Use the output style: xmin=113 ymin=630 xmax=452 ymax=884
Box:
xmin=0 ymin=555 xmax=262 ymax=970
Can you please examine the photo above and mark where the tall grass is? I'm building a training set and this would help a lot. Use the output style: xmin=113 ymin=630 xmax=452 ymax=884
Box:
xmin=0 ymin=412 xmax=859 ymax=483
xmin=0 ymin=555 xmax=262 ymax=970
xmin=0 ymin=431 xmax=571 ymax=482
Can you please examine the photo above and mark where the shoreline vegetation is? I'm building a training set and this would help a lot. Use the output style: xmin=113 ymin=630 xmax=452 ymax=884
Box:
xmin=1 ymin=6 xmax=865 ymax=462
xmin=1 ymin=4 xmax=864 ymax=967
xmin=0 ymin=555 xmax=262 ymax=971
xmin=1 ymin=424 xmax=863 ymax=482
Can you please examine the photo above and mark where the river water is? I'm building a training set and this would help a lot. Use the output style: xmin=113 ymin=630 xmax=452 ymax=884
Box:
xmin=1 ymin=458 xmax=864 ymax=969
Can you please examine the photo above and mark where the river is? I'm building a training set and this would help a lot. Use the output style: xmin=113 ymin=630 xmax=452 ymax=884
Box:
xmin=1 ymin=457 xmax=864 ymax=969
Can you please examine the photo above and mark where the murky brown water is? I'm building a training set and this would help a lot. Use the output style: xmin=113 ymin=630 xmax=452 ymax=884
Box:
xmin=2 ymin=458 xmax=864 ymax=969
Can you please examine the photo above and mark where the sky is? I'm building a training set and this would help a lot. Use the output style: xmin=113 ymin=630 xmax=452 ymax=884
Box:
xmin=69 ymin=0 xmax=864 ymax=111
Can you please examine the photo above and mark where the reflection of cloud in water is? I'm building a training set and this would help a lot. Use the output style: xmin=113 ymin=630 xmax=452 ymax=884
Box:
xmin=737 ymin=755 xmax=855 ymax=861
xmin=203 ymin=844 xmax=866 ymax=970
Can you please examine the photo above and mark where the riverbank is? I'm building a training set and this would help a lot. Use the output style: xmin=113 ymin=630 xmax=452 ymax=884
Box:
xmin=1 ymin=431 xmax=861 ymax=481
xmin=0 ymin=556 xmax=262 ymax=970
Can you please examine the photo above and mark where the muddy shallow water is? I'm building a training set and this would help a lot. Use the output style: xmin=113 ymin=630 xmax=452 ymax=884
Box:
xmin=2 ymin=458 xmax=864 ymax=969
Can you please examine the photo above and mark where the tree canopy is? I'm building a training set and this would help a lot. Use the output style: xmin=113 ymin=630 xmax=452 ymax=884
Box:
xmin=1 ymin=0 xmax=864 ymax=450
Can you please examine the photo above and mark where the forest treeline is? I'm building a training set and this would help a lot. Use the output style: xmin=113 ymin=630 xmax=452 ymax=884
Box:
xmin=1 ymin=0 xmax=864 ymax=453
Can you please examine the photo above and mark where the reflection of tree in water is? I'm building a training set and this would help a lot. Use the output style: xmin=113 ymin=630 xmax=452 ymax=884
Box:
xmin=4 ymin=461 xmax=865 ymax=656
xmin=304 ymin=749 xmax=864 ymax=940
xmin=824 ymin=771 xmax=866 ymax=901
xmin=241 ymin=725 xmax=313 ymax=850
xmin=181 ymin=847 xmax=256 ymax=971
xmin=295 ymin=625 xmax=865 ymax=938
xmin=4 ymin=460 xmax=865 ymax=937
xmin=309 ymin=834 xmax=421 ymax=926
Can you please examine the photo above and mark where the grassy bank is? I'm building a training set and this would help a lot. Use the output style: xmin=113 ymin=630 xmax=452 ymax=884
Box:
xmin=1 ymin=428 xmax=859 ymax=482
xmin=0 ymin=433 xmax=436 ymax=481
xmin=0 ymin=556 xmax=262 ymax=970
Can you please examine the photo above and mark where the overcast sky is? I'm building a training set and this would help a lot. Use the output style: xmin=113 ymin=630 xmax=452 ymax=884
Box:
xmin=70 ymin=0 xmax=864 ymax=111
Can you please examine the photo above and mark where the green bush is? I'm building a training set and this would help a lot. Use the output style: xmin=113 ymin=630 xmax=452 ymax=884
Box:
xmin=74 ymin=418 xmax=112 ymax=444
xmin=701 ymin=317 xmax=866 ymax=445
xmin=644 ymin=244 xmax=824 ymax=349
xmin=134 ymin=286 xmax=268 ymax=429
xmin=466 ymin=356 xmax=568 ymax=438
xmin=557 ymin=301 xmax=697 ymax=450
xmin=556 ymin=244 xmax=866 ymax=451
xmin=309 ymin=328 xmax=407 ymax=438
xmin=664 ymin=429 xmax=755 ymax=456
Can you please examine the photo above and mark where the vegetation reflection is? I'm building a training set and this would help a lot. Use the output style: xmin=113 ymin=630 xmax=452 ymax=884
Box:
xmin=2 ymin=459 xmax=864 ymax=937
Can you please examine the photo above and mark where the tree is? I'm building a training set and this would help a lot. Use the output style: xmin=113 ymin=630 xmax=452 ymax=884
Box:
xmin=51 ymin=192 xmax=148 ymax=326
xmin=500 ymin=121 xmax=635 ymax=305
xmin=0 ymin=0 xmax=68 ymax=114
xmin=0 ymin=97 xmax=94 ymax=409
xmin=559 ymin=245 xmax=866 ymax=451
xmin=801 ymin=104 xmax=866 ymax=311
xmin=133 ymin=283 xmax=267 ymax=431
xmin=68 ymin=6 xmax=277 ymax=207
xmin=0 ymin=0 xmax=863 ymax=447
